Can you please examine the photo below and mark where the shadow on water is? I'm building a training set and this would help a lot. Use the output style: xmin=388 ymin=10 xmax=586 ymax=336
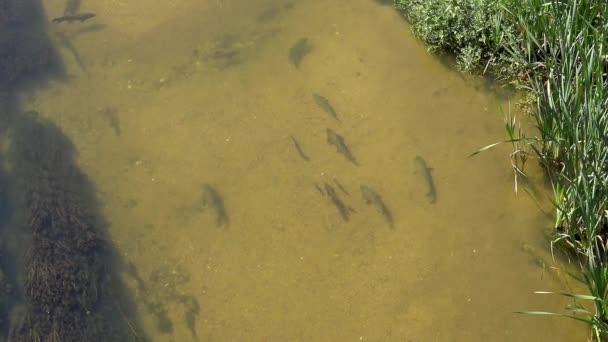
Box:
xmin=0 ymin=0 xmax=145 ymax=340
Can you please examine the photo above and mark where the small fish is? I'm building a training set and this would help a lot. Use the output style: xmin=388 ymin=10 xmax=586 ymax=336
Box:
xmin=333 ymin=178 xmax=349 ymax=196
xmin=360 ymin=185 xmax=393 ymax=228
xmin=323 ymin=183 xmax=354 ymax=221
xmin=289 ymin=38 xmax=312 ymax=68
xmin=201 ymin=184 xmax=229 ymax=226
xmin=326 ymin=128 xmax=358 ymax=166
xmin=205 ymin=48 xmax=242 ymax=69
xmin=414 ymin=156 xmax=436 ymax=204
xmin=313 ymin=93 xmax=339 ymax=120
xmin=314 ymin=183 xmax=324 ymax=196
xmin=179 ymin=295 xmax=200 ymax=339
xmin=123 ymin=261 xmax=147 ymax=293
xmin=52 ymin=12 xmax=96 ymax=23
xmin=290 ymin=136 xmax=309 ymax=161
xmin=101 ymin=107 xmax=121 ymax=136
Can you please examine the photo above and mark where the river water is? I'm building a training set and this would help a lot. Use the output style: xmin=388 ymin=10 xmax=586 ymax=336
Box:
xmin=14 ymin=0 xmax=588 ymax=340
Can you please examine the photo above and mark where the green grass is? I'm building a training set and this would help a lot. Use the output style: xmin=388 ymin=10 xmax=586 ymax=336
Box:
xmin=504 ymin=1 xmax=608 ymax=337
xmin=396 ymin=0 xmax=608 ymax=338
xmin=394 ymin=0 xmax=519 ymax=75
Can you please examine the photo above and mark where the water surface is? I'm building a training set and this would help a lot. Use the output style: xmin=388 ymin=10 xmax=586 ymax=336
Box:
xmin=21 ymin=0 xmax=588 ymax=340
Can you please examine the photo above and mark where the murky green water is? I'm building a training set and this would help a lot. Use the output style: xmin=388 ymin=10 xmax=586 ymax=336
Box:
xmin=13 ymin=0 xmax=589 ymax=340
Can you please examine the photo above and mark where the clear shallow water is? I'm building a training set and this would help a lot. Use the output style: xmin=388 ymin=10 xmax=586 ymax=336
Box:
xmin=15 ymin=0 xmax=588 ymax=340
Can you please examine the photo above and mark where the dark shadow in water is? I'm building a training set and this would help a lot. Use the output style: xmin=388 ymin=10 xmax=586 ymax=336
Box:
xmin=0 ymin=124 xmax=16 ymax=339
xmin=0 ymin=0 xmax=65 ymax=92
xmin=0 ymin=0 xmax=146 ymax=340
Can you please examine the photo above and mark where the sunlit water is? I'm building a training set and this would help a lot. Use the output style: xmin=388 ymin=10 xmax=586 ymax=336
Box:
xmin=16 ymin=0 xmax=589 ymax=340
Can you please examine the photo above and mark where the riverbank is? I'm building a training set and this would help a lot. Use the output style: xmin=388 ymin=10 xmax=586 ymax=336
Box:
xmin=395 ymin=0 xmax=608 ymax=338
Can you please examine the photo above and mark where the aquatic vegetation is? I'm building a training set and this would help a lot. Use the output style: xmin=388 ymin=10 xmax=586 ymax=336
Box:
xmin=397 ymin=0 xmax=608 ymax=336
xmin=497 ymin=0 xmax=608 ymax=337
xmin=463 ymin=0 xmax=608 ymax=337
xmin=6 ymin=112 xmax=142 ymax=341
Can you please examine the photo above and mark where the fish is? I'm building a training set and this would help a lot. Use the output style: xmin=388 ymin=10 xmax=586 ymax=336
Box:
xmin=123 ymin=261 xmax=147 ymax=293
xmin=313 ymin=93 xmax=339 ymax=120
xmin=289 ymin=38 xmax=312 ymax=68
xmin=360 ymin=185 xmax=393 ymax=228
xmin=414 ymin=156 xmax=436 ymax=204
xmin=290 ymin=136 xmax=309 ymax=161
xmin=101 ymin=107 xmax=121 ymax=136
xmin=314 ymin=183 xmax=324 ymax=196
xmin=323 ymin=183 xmax=354 ymax=221
xmin=326 ymin=128 xmax=358 ymax=166
xmin=52 ymin=12 xmax=96 ymax=23
xmin=179 ymin=295 xmax=200 ymax=339
xmin=201 ymin=184 xmax=229 ymax=226
xmin=333 ymin=178 xmax=349 ymax=196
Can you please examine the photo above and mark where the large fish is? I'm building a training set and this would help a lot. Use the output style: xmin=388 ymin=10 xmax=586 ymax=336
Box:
xmin=414 ymin=156 xmax=436 ymax=204
xmin=326 ymin=128 xmax=358 ymax=166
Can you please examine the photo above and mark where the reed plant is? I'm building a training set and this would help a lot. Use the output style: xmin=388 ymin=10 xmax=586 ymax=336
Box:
xmin=396 ymin=0 xmax=608 ymax=336
xmin=491 ymin=0 xmax=608 ymax=338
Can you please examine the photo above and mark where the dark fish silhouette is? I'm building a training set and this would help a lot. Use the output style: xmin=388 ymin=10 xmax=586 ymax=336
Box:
xmin=101 ymin=107 xmax=121 ymax=136
xmin=290 ymin=136 xmax=309 ymax=161
xmin=201 ymin=184 xmax=229 ymax=226
xmin=333 ymin=178 xmax=349 ymax=196
xmin=360 ymin=185 xmax=393 ymax=228
xmin=414 ymin=156 xmax=436 ymax=204
xmin=52 ymin=12 xmax=96 ymax=23
xmin=289 ymin=38 xmax=312 ymax=68
xmin=180 ymin=295 xmax=200 ymax=339
xmin=313 ymin=93 xmax=339 ymax=120
xmin=314 ymin=183 xmax=324 ymax=196
xmin=123 ymin=261 xmax=147 ymax=293
xmin=324 ymin=183 xmax=354 ymax=221
xmin=326 ymin=128 xmax=358 ymax=166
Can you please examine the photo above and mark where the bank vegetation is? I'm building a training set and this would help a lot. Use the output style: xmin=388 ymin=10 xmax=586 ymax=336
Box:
xmin=395 ymin=0 xmax=608 ymax=339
